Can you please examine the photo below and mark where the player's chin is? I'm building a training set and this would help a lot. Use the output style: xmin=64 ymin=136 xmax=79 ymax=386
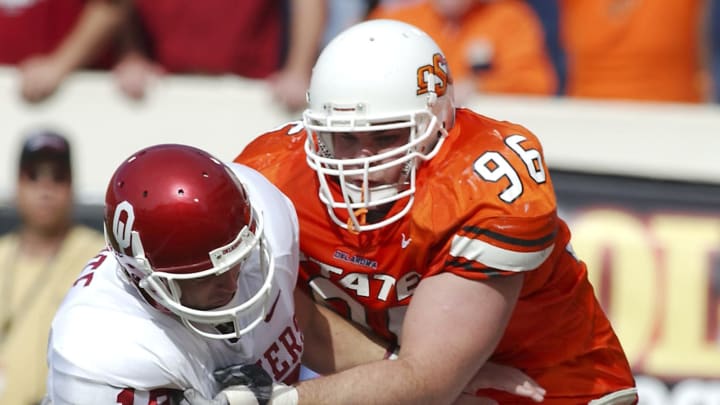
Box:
xmin=209 ymin=296 xmax=235 ymax=309
xmin=192 ymin=293 xmax=236 ymax=310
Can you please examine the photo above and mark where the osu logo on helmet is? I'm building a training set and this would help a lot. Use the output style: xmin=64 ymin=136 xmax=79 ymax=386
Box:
xmin=417 ymin=53 xmax=452 ymax=98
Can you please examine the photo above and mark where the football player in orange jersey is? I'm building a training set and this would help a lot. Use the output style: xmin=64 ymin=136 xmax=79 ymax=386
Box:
xmin=214 ymin=19 xmax=637 ymax=405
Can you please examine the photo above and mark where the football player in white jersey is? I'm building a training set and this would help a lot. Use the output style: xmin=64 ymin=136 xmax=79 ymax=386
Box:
xmin=43 ymin=144 xmax=304 ymax=404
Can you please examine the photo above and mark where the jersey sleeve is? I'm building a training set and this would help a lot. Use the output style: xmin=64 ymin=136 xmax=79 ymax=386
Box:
xmin=442 ymin=210 xmax=558 ymax=279
xmin=234 ymin=121 xmax=306 ymax=175
xmin=47 ymin=302 xmax=216 ymax=400
xmin=46 ymin=368 xmax=177 ymax=405
xmin=424 ymin=111 xmax=561 ymax=281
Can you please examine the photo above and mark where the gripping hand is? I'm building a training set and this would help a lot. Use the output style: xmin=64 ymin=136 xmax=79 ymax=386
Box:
xmin=178 ymin=364 xmax=298 ymax=405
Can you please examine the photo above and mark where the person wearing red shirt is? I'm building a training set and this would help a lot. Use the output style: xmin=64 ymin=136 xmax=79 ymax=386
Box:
xmin=113 ymin=0 xmax=325 ymax=112
xmin=0 ymin=0 xmax=128 ymax=102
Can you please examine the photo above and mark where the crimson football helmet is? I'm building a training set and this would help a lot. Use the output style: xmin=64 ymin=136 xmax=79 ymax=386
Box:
xmin=303 ymin=19 xmax=455 ymax=232
xmin=104 ymin=144 xmax=274 ymax=340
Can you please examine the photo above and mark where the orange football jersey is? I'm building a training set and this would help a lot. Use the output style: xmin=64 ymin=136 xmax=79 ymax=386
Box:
xmin=235 ymin=109 xmax=636 ymax=402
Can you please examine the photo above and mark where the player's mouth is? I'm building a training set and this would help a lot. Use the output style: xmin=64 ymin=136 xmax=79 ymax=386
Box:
xmin=207 ymin=291 xmax=236 ymax=309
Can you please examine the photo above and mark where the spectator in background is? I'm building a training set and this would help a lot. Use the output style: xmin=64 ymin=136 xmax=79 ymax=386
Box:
xmin=113 ymin=0 xmax=326 ymax=112
xmin=368 ymin=0 xmax=558 ymax=104
xmin=0 ymin=0 xmax=130 ymax=103
xmin=0 ymin=129 xmax=106 ymax=405
xmin=711 ymin=0 xmax=720 ymax=102
xmin=557 ymin=0 xmax=712 ymax=103
xmin=525 ymin=0 xmax=565 ymax=94
xmin=322 ymin=0 xmax=378 ymax=47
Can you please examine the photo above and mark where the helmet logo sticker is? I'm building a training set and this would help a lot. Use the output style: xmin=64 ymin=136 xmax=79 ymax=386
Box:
xmin=416 ymin=53 xmax=451 ymax=97
xmin=113 ymin=200 xmax=136 ymax=250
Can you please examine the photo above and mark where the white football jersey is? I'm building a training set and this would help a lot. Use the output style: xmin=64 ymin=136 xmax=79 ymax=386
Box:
xmin=45 ymin=163 xmax=302 ymax=405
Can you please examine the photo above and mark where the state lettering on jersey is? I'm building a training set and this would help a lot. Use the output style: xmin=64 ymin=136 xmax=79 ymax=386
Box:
xmin=309 ymin=253 xmax=419 ymax=301
xmin=303 ymin=254 xmax=420 ymax=340
xmin=255 ymin=316 xmax=303 ymax=384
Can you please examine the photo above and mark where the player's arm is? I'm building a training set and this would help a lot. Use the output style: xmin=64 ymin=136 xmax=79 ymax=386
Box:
xmin=294 ymin=288 xmax=388 ymax=374
xmin=180 ymin=276 xmax=544 ymax=405
xmin=293 ymin=272 xmax=524 ymax=405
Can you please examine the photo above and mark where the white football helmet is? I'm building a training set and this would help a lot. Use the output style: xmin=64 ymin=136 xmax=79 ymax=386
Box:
xmin=303 ymin=19 xmax=455 ymax=233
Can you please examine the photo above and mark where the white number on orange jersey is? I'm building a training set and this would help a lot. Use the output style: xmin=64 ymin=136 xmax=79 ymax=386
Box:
xmin=473 ymin=134 xmax=547 ymax=203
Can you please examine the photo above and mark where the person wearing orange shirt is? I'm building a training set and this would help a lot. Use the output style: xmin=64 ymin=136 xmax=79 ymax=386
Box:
xmin=559 ymin=0 xmax=711 ymax=103
xmin=202 ymin=20 xmax=637 ymax=404
xmin=369 ymin=0 xmax=558 ymax=103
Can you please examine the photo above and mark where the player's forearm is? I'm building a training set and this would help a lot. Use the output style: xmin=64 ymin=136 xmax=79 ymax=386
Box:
xmin=313 ymin=303 xmax=387 ymax=372
xmin=295 ymin=273 xmax=523 ymax=405
xmin=295 ymin=290 xmax=386 ymax=373
xmin=295 ymin=357 xmax=455 ymax=405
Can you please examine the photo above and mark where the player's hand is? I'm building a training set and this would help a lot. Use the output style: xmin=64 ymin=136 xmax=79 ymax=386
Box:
xmin=463 ymin=361 xmax=546 ymax=402
xmin=178 ymin=364 xmax=298 ymax=405
xmin=213 ymin=364 xmax=274 ymax=401
xmin=179 ymin=384 xmax=298 ymax=405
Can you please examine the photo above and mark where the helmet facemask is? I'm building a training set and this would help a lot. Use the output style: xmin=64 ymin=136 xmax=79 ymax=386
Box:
xmin=107 ymin=198 xmax=275 ymax=341
xmin=304 ymin=107 xmax=447 ymax=233
xmin=302 ymin=19 xmax=455 ymax=233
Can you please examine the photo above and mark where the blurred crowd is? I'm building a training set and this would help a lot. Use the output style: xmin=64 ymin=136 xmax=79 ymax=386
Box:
xmin=1 ymin=0 xmax=718 ymax=111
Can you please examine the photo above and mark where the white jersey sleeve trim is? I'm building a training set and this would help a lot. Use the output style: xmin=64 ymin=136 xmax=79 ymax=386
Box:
xmin=449 ymin=235 xmax=554 ymax=272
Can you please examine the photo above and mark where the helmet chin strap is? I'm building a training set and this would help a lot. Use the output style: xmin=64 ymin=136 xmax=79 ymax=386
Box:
xmin=345 ymin=185 xmax=368 ymax=234
xmin=347 ymin=208 xmax=367 ymax=234
xmin=345 ymin=183 xmax=400 ymax=233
